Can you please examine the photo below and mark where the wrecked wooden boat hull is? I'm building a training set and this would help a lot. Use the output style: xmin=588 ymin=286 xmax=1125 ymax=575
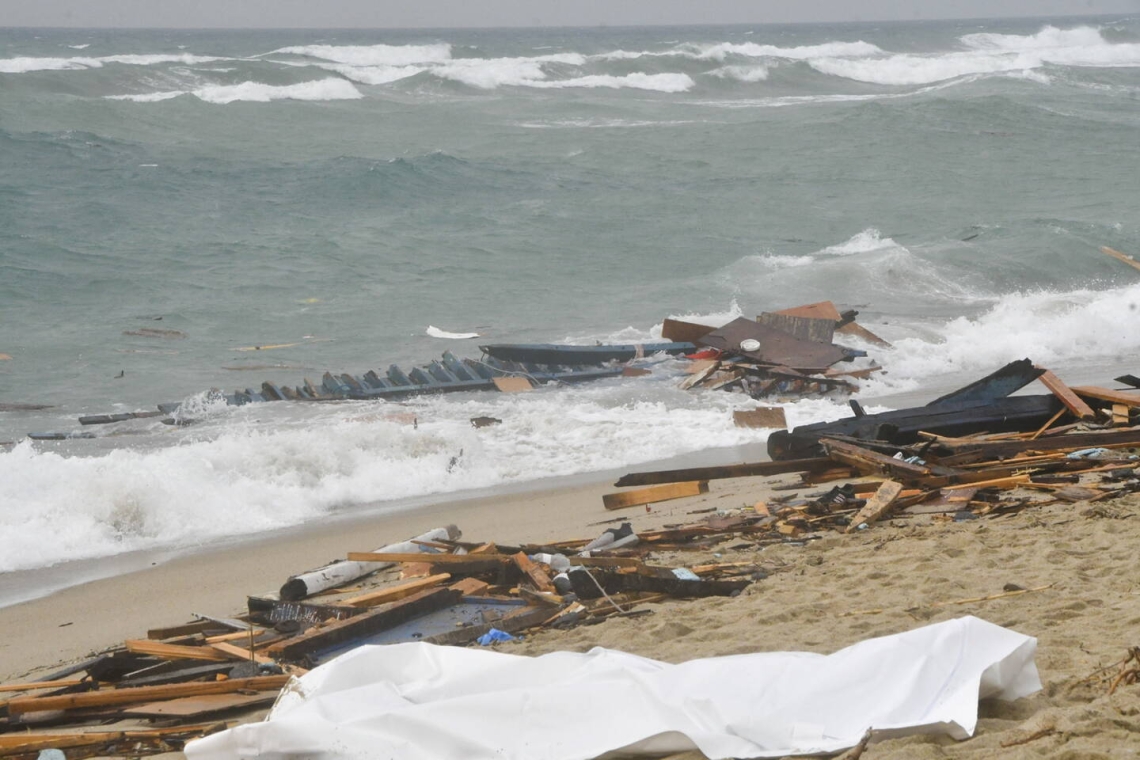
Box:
xmin=478 ymin=342 xmax=695 ymax=365
xmin=767 ymin=359 xmax=1061 ymax=460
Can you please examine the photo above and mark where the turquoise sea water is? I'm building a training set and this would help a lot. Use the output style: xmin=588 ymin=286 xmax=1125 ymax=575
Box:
xmin=2 ymin=16 xmax=1139 ymax=582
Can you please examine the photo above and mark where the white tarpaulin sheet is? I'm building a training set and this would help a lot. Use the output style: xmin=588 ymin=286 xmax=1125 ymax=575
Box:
xmin=186 ymin=616 xmax=1040 ymax=760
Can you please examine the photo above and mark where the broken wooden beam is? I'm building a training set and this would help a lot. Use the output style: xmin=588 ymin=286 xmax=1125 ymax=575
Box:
xmin=6 ymin=676 xmax=287 ymax=716
xmin=614 ymin=457 xmax=833 ymax=488
xmin=602 ymin=481 xmax=709 ymax=511
xmin=845 ymin=480 xmax=904 ymax=533
xmin=1036 ymin=369 xmax=1096 ymax=420
xmin=1071 ymin=385 xmax=1140 ymax=409
xmin=341 ymin=573 xmax=452 ymax=608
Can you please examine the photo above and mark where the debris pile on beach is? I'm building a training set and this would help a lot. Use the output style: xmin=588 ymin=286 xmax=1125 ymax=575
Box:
xmin=0 ymin=518 xmax=768 ymax=755
xmin=4 ymin=360 xmax=1140 ymax=757
xmin=611 ymin=358 xmax=1140 ymax=536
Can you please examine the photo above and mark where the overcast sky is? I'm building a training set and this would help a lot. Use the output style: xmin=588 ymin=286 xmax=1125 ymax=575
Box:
xmin=3 ymin=0 xmax=1138 ymax=29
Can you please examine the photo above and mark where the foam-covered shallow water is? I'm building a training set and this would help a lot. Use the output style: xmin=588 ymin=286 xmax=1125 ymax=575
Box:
xmin=2 ymin=17 xmax=1139 ymax=590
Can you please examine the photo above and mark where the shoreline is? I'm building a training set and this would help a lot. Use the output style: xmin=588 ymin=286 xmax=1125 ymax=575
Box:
xmin=0 ymin=442 xmax=779 ymax=681
xmin=0 ymin=438 xmax=771 ymax=610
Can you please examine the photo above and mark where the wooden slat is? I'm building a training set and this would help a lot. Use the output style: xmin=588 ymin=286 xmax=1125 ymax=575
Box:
xmin=6 ymin=676 xmax=287 ymax=716
xmin=513 ymin=552 xmax=554 ymax=592
xmin=845 ymin=480 xmax=904 ymax=533
xmin=124 ymin=639 xmax=229 ymax=662
xmin=1036 ymin=369 xmax=1096 ymax=420
xmin=341 ymin=573 xmax=452 ymax=607
xmin=492 ymin=376 xmax=533 ymax=392
xmin=0 ymin=679 xmax=85 ymax=692
xmin=0 ymin=724 xmax=225 ymax=753
xmin=733 ymin=407 xmax=786 ymax=429
xmin=448 ymin=577 xmax=491 ymax=596
xmin=835 ymin=321 xmax=892 ymax=348
xmin=1071 ymin=385 xmax=1140 ymax=408
xmin=661 ymin=318 xmax=716 ymax=344
xmin=210 ymin=641 xmax=275 ymax=665
xmin=614 ymin=457 xmax=834 ymax=487
xmin=346 ymin=552 xmax=510 ymax=565
xmin=602 ymin=481 xmax=709 ymax=510
xmin=1101 ymin=245 xmax=1140 ymax=273
xmin=123 ymin=691 xmax=278 ymax=718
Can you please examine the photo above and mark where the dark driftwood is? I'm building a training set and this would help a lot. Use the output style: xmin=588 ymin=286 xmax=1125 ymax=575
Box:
xmin=614 ymin=457 xmax=833 ymax=488
xmin=927 ymin=358 xmax=1042 ymax=407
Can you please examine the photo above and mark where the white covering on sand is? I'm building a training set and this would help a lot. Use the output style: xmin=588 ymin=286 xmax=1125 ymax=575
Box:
xmin=185 ymin=615 xmax=1040 ymax=760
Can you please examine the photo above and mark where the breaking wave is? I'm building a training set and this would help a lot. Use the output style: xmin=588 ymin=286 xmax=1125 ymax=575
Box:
xmin=273 ymin=42 xmax=454 ymax=66
xmin=0 ymin=53 xmax=224 ymax=73
xmin=108 ymin=79 xmax=363 ymax=104
xmin=0 ymin=381 xmax=766 ymax=574
xmin=811 ymin=25 xmax=1140 ymax=86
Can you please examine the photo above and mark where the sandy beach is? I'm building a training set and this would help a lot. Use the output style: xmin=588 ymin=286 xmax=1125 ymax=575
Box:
xmin=4 ymin=463 xmax=1140 ymax=758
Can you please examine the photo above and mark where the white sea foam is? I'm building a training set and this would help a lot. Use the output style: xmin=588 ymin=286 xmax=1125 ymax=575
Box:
xmin=857 ymin=283 xmax=1140 ymax=397
xmin=274 ymin=43 xmax=454 ymax=66
xmin=820 ymin=228 xmax=899 ymax=255
xmin=109 ymin=91 xmax=183 ymax=103
xmin=319 ymin=63 xmax=425 ymax=85
xmin=0 ymin=380 xmax=775 ymax=573
xmin=0 ymin=53 xmax=223 ymax=73
xmin=597 ymin=40 xmax=881 ymax=62
xmin=67 ymin=44 xmax=90 ymax=50
xmin=811 ymin=25 xmax=1140 ymax=86
xmin=527 ymin=73 xmax=694 ymax=92
xmin=708 ymin=65 xmax=770 ymax=82
xmin=433 ymin=58 xmax=548 ymax=88
xmin=108 ymin=79 xmax=363 ymax=104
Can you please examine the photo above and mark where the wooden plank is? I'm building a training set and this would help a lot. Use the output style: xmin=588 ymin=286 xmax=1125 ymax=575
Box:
xmin=266 ymin=587 xmax=462 ymax=661
xmin=679 ymin=360 xmax=720 ymax=390
xmin=0 ymin=724 xmax=225 ymax=753
xmin=773 ymin=301 xmax=842 ymax=321
xmin=1114 ymin=404 xmax=1131 ymax=426
xmin=0 ymin=680 xmax=85 ymax=692
xmin=346 ymin=552 xmax=511 ymax=565
xmin=124 ymin=639 xmax=229 ymax=662
xmin=614 ymin=457 xmax=833 ymax=488
xmin=1101 ymin=245 xmax=1140 ymax=273
xmin=602 ymin=481 xmax=709 ymax=511
xmin=661 ymin=318 xmax=717 ymax=344
xmin=209 ymin=641 xmax=275 ymax=665
xmin=341 ymin=573 xmax=452 ymax=607
xmin=820 ymin=438 xmax=963 ymax=484
xmin=684 ymin=359 xmax=719 ymax=375
xmin=6 ymin=675 xmax=287 ymax=716
xmin=1071 ymin=385 xmax=1140 ymax=408
xmin=835 ymin=321 xmax=892 ymax=348
xmin=492 ymin=376 xmax=533 ymax=392
xmin=513 ymin=552 xmax=554 ymax=592
xmin=734 ymin=407 xmax=786 ymax=429
xmin=448 ymin=577 xmax=491 ymax=596
xmin=1036 ymin=369 xmax=1096 ymax=420
xmin=123 ymin=691 xmax=277 ymax=718
xmin=845 ymin=480 xmax=904 ymax=533
xmin=757 ymin=312 xmax=836 ymax=343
